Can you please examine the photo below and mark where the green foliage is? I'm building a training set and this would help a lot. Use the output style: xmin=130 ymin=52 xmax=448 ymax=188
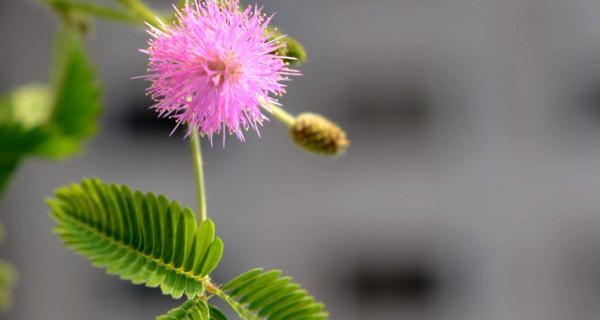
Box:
xmin=0 ymin=85 xmax=53 ymax=130
xmin=156 ymin=301 xmax=232 ymax=320
xmin=0 ymin=130 xmax=35 ymax=193
xmin=0 ymin=259 xmax=16 ymax=312
xmin=157 ymin=300 xmax=210 ymax=320
xmin=208 ymin=305 xmax=229 ymax=320
xmin=0 ymin=27 xmax=101 ymax=196
xmin=37 ymin=3 xmax=329 ymax=320
xmin=34 ymin=28 xmax=102 ymax=159
xmin=0 ymin=224 xmax=17 ymax=312
xmin=0 ymin=6 xmax=101 ymax=316
xmin=0 ymin=90 xmax=52 ymax=194
xmin=47 ymin=179 xmax=329 ymax=320
xmin=47 ymin=178 xmax=224 ymax=299
xmin=219 ymin=268 xmax=328 ymax=320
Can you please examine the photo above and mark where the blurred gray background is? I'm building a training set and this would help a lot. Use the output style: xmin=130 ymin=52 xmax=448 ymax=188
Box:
xmin=4 ymin=0 xmax=600 ymax=319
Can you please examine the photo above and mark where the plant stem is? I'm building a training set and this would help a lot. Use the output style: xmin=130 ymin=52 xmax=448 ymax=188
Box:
xmin=190 ymin=128 xmax=208 ymax=222
xmin=45 ymin=0 xmax=139 ymax=24
xmin=264 ymin=102 xmax=296 ymax=128
xmin=115 ymin=0 xmax=160 ymax=27
xmin=209 ymin=284 xmax=256 ymax=320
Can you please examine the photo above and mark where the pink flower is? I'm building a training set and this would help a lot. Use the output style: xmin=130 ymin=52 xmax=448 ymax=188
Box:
xmin=143 ymin=0 xmax=299 ymax=142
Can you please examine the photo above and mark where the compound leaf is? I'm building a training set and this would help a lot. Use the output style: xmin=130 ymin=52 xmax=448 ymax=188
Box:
xmin=157 ymin=299 xmax=210 ymax=320
xmin=47 ymin=178 xmax=223 ymax=299
xmin=218 ymin=268 xmax=328 ymax=320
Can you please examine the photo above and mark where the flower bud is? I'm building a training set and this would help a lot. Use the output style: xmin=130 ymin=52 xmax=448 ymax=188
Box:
xmin=290 ymin=113 xmax=349 ymax=156
xmin=270 ymin=29 xmax=308 ymax=66
xmin=278 ymin=35 xmax=308 ymax=66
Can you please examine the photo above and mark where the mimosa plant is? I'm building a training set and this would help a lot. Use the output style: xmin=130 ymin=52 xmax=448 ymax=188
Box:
xmin=8 ymin=0 xmax=349 ymax=318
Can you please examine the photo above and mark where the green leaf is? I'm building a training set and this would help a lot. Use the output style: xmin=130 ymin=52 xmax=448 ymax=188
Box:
xmin=0 ymin=85 xmax=54 ymax=194
xmin=0 ymin=27 xmax=102 ymax=195
xmin=0 ymin=159 xmax=20 ymax=197
xmin=156 ymin=300 xmax=230 ymax=320
xmin=208 ymin=305 xmax=229 ymax=320
xmin=218 ymin=269 xmax=328 ymax=320
xmin=0 ymin=123 xmax=47 ymax=158
xmin=0 ymin=124 xmax=47 ymax=195
xmin=47 ymin=178 xmax=224 ymax=299
xmin=157 ymin=300 xmax=210 ymax=320
xmin=34 ymin=28 xmax=102 ymax=159
xmin=0 ymin=259 xmax=17 ymax=312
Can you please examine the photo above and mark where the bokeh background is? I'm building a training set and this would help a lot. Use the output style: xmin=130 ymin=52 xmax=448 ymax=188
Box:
xmin=4 ymin=0 xmax=600 ymax=319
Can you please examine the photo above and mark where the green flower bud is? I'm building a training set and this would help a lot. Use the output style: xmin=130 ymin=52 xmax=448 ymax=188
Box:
xmin=291 ymin=113 xmax=349 ymax=156
xmin=278 ymin=35 xmax=307 ymax=66
xmin=270 ymin=29 xmax=308 ymax=66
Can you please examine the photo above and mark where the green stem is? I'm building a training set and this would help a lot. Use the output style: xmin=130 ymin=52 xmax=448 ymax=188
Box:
xmin=209 ymin=285 xmax=257 ymax=320
xmin=190 ymin=128 xmax=208 ymax=222
xmin=44 ymin=0 xmax=139 ymax=24
xmin=115 ymin=0 xmax=160 ymax=28
xmin=264 ymin=102 xmax=296 ymax=128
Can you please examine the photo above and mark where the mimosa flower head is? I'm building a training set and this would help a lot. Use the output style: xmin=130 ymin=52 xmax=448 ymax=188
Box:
xmin=143 ymin=0 xmax=299 ymax=142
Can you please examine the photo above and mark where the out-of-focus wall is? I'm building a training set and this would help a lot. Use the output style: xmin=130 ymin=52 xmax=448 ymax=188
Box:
xmin=3 ymin=0 xmax=600 ymax=319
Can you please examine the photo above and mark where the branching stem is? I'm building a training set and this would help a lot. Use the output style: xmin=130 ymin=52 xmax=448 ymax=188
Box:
xmin=209 ymin=284 xmax=258 ymax=320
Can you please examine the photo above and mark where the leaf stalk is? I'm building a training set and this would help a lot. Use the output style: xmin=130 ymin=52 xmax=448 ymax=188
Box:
xmin=263 ymin=101 xmax=296 ymax=128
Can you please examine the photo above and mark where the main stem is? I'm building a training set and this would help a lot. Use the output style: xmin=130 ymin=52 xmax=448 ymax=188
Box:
xmin=113 ymin=2 xmax=207 ymax=221
xmin=190 ymin=128 xmax=208 ymax=222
